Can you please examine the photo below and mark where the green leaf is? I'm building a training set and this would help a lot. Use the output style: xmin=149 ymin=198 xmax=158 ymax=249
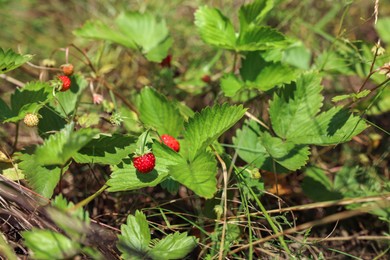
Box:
xmin=37 ymin=106 xmax=67 ymax=137
xmin=18 ymin=153 xmax=67 ymax=198
xmin=117 ymin=211 xmax=151 ymax=258
xmin=220 ymin=73 xmax=243 ymax=97
xmin=148 ymin=232 xmax=197 ymax=260
xmin=233 ymin=120 xmax=298 ymax=173
xmin=270 ymin=72 xmax=367 ymax=145
xmin=260 ymin=132 xmax=310 ymax=171
xmin=237 ymin=25 xmax=287 ymax=51
xmin=139 ymin=87 xmax=184 ymax=137
xmin=35 ymin=124 xmax=99 ymax=166
xmin=51 ymin=75 xmax=88 ymax=117
xmin=302 ymin=167 xmax=343 ymax=202
xmin=282 ymin=42 xmax=312 ymax=70
xmin=376 ymin=17 xmax=390 ymax=44
xmin=154 ymin=142 xmax=217 ymax=198
xmin=0 ymin=98 xmax=12 ymax=122
xmin=240 ymin=52 xmax=300 ymax=91
xmin=73 ymin=19 xmax=137 ymax=48
xmin=184 ymin=103 xmax=246 ymax=160
xmin=194 ymin=6 xmax=236 ymax=49
xmin=288 ymin=107 xmax=367 ymax=145
xmin=1 ymin=165 xmax=24 ymax=180
xmin=22 ymin=229 xmax=79 ymax=259
xmin=239 ymin=0 xmax=274 ymax=31
xmin=106 ymin=158 xmax=169 ymax=192
xmin=74 ymin=12 xmax=172 ymax=62
xmin=3 ymin=81 xmax=51 ymax=123
xmin=73 ymin=134 xmax=136 ymax=165
xmin=115 ymin=12 xmax=171 ymax=62
xmin=0 ymin=48 xmax=33 ymax=73
xmin=269 ymin=72 xmax=324 ymax=139
xmin=160 ymin=177 xmax=180 ymax=194
xmin=332 ymin=89 xmax=371 ymax=102
xmin=51 ymin=194 xmax=90 ymax=223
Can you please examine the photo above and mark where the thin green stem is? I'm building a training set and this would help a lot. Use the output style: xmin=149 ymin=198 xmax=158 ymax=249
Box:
xmin=69 ymin=184 xmax=108 ymax=213
xmin=246 ymin=178 xmax=292 ymax=255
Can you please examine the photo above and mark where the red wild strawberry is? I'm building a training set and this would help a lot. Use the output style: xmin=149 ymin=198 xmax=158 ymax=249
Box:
xmin=160 ymin=54 xmax=172 ymax=68
xmin=161 ymin=134 xmax=180 ymax=152
xmin=57 ymin=75 xmax=71 ymax=92
xmin=61 ymin=64 xmax=74 ymax=76
xmin=133 ymin=153 xmax=156 ymax=173
xmin=201 ymin=75 xmax=211 ymax=83
xmin=23 ymin=113 xmax=39 ymax=127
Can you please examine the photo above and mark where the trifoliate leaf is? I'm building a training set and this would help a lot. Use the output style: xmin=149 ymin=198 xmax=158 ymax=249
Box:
xmin=184 ymin=103 xmax=246 ymax=160
xmin=0 ymin=48 xmax=33 ymax=73
xmin=22 ymin=229 xmax=80 ymax=259
xmin=117 ymin=211 xmax=151 ymax=258
xmin=73 ymin=134 xmax=136 ymax=165
xmin=194 ymin=6 xmax=236 ymax=49
xmin=18 ymin=153 xmax=68 ymax=198
xmin=35 ymin=124 xmax=99 ymax=166
xmin=148 ymin=232 xmax=198 ymax=260
xmin=139 ymin=87 xmax=184 ymax=137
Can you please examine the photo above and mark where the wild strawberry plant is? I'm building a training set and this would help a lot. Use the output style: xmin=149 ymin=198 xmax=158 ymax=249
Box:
xmin=0 ymin=0 xmax=389 ymax=259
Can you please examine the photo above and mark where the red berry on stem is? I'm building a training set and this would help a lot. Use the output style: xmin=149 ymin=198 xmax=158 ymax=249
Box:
xmin=58 ymin=75 xmax=71 ymax=92
xmin=133 ymin=153 xmax=156 ymax=173
xmin=161 ymin=134 xmax=180 ymax=152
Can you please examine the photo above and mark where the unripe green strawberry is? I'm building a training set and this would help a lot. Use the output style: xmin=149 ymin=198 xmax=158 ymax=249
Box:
xmin=133 ymin=153 xmax=156 ymax=173
xmin=23 ymin=113 xmax=39 ymax=127
xmin=161 ymin=134 xmax=180 ymax=152
xmin=57 ymin=75 xmax=71 ymax=92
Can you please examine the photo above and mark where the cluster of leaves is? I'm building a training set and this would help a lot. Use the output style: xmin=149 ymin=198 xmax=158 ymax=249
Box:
xmin=0 ymin=0 xmax=389 ymax=258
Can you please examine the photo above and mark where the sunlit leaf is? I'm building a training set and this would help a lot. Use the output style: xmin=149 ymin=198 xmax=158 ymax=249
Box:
xmin=138 ymin=87 xmax=184 ymax=137
xmin=194 ymin=6 xmax=236 ymax=49
xmin=0 ymin=48 xmax=33 ymax=73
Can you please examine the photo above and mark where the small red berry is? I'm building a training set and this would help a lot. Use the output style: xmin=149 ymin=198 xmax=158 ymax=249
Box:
xmin=23 ymin=113 xmax=39 ymax=127
xmin=61 ymin=64 xmax=74 ymax=76
xmin=201 ymin=75 xmax=211 ymax=83
xmin=133 ymin=153 xmax=156 ymax=173
xmin=160 ymin=54 xmax=172 ymax=68
xmin=161 ymin=134 xmax=180 ymax=152
xmin=57 ymin=75 xmax=71 ymax=92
